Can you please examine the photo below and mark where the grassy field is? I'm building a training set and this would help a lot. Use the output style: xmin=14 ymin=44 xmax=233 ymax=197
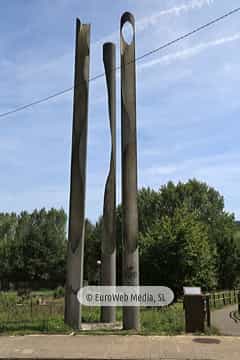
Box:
xmin=0 ymin=291 xmax=217 ymax=335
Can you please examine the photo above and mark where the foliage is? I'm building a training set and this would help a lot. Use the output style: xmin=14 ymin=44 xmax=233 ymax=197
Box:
xmin=0 ymin=290 xmax=185 ymax=335
xmin=53 ymin=286 xmax=65 ymax=299
xmin=157 ymin=180 xmax=238 ymax=289
xmin=0 ymin=291 xmax=17 ymax=306
xmin=0 ymin=294 xmax=70 ymax=334
xmin=0 ymin=178 xmax=238 ymax=294
xmin=113 ymin=179 xmax=238 ymax=291
xmin=84 ymin=219 xmax=101 ymax=284
xmin=140 ymin=207 xmax=217 ymax=294
xmin=0 ymin=208 xmax=67 ymax=289
xmin=140 ymin=304 xmax=184 ymax=334
xmin=17 ymin=288 xmax=31 ymax=300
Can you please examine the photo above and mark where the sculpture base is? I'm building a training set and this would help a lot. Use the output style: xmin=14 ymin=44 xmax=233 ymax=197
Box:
xmin=81 ymin=322 xmax=122 ymax=331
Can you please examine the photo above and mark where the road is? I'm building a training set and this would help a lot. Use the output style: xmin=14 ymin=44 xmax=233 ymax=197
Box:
xmin=211 ymin=304 xmax=240 ymax=336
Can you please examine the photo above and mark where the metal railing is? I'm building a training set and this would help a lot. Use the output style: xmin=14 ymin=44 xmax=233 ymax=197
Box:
xmin=206 ymin=289 xmax=240 ymax=309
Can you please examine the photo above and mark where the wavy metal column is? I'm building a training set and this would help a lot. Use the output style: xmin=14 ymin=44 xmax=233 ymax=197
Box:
xmin=65 ymin=18 xmax=90 ymax=330
xmin=120 ymin=12 xmax=140 ymax=330
xmin=100 ymin=42 xmax=116 ymax=323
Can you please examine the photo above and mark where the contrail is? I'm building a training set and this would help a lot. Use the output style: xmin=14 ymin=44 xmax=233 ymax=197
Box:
xmin=137 ymin=0 xmax=214 ymax=32
xmin=140 ymin=32 xmax=240 ymax=69
xmin=94 ymin=0 xmax=214 ymax=47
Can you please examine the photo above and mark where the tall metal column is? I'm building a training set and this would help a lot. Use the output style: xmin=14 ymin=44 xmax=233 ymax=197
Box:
xmin=101 ymin=42 xmax=116 ymax=323
xmin=65 ymin=18 xmax=90 ymax=330
xmin=120 ymin=12 xmax=140 ymax=330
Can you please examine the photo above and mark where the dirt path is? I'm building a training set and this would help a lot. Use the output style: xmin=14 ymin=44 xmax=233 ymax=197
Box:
xmin=211 ymin=304 xmax=240 ymax=336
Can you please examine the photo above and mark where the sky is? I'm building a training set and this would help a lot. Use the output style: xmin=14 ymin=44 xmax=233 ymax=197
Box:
xmin=1 ymin=0 xmax=240 ymax=222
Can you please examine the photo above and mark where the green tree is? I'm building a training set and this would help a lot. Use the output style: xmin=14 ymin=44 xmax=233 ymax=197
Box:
xmin=142 ymin=180 xmax=237 ymax=289
xmin=140 ymin=207 xmax=217 ymax=294
xmin=115 ymin=179 xmax=237 ymax=290
xmin=0 ymin=213 xmax=18 ymax=288
xmin=84 ymin=219 xmax=101 ymax=284
xmin=0 ymin=208 xmax=67 ymax=289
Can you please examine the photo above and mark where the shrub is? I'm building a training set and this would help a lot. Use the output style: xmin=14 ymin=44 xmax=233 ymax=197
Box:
xmin=53 ymin=286 xmax=65 ymax=298
xmin=17 ymin=288 xmax=31 ymax=300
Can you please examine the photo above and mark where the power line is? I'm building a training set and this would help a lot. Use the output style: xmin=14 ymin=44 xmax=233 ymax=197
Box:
xmin=0 ymin=73 xmax=105 ymax=119
xmin=1 ymin=6 xmax=240 ymax=119
xmin=135 ymin=6 xmax=240 ymax=62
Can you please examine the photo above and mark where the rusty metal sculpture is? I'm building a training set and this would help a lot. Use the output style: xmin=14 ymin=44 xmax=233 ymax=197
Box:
xmin=65 ymin=18 xmax=90 ymax=330
xmin=100 ymin=43 xmax=117 ymax=323
xmin=120 ymin=12 xmax=140 ymax=330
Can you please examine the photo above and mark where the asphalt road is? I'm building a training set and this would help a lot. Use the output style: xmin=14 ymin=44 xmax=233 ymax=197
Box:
xmin=211 ymin=304 xmax=240 ymax=336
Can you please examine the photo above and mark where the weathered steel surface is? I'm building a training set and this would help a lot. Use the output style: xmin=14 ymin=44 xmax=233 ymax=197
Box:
xmin=120 ymin=12 xmax=140 ymax=330
xmin=65 ymin=18 xmax=90 ymax=330
xmin=101 ymin=42 xmax=116 ymax=323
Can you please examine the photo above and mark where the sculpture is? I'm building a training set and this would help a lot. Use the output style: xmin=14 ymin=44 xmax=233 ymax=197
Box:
xmin=120 ymin=12 xmax=140 ymax=330
xmin=65 ymin=12 xmax=140 ymax=331
xmin=65 ymin=18 xmax=91 ymax=330
xmin=101 ymin=43 xmax=117 ymax=323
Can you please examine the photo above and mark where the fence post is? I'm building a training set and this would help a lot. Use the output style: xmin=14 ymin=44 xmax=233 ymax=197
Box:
xmin=238 ymin=292 xmax=240 ymax=313
xmin=223 ymin=293 xmax=225 ymax=306
xmin=206 ymin=295 xmax=211 ymax=327
xmin=30 ymin=297 xmax=33 ymax=318
xmin=213 ymin=293 xmax=216 ymax=308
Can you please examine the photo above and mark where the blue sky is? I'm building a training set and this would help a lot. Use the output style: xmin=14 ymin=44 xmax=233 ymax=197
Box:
xmin=1 ymin=0 xmax=240 ymax=222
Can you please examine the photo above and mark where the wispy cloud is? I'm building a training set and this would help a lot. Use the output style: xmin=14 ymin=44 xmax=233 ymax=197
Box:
xmin=2 ymin=0 xmax=240 ymax=221
xmin=93 ymin=0 xmax=213 ymax=47
xmin=137 ymin=0 xmax=214 ymax=32
xmin=144 ymin=152 xmax=240 ymax=178
xmin=140 ymin=32 xmax=240 ymax=70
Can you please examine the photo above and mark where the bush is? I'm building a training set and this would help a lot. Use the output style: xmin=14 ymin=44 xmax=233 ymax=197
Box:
xmin=0 ymin=292 xmax=17 ymax=306
xmin=17 ymin=288 xmax=31 ymax=300
xmin=53 ymin=286 xmax=65 ymax=298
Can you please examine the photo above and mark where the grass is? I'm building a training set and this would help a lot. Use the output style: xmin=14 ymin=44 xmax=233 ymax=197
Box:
xmin=82 ymin=305 xmax=122 ymax=323
xmin=141 ymin=304 xmax=184 ymax=334
xmin=31 ymin=289 xmax=55 ymax=297
xmin=0 ymin=317 xmax=72 ymax=336
xmin=0 ymin=292 xmax=217 ymax=336
xmin=80 ymin=303 xmax=185 ymax=335
xmin=0 ymin=291 xmax=69 ymax=335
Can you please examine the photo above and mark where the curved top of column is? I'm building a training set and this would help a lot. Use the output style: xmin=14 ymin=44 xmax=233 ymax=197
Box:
xmin=120 ymin=12 xmax=135 ymax=51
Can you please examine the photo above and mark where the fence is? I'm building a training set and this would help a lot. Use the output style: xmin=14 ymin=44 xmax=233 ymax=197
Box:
xmin=207 ymin=289 xmax=240 ymax=309
xmin=0 ymin=293 xmax=66 ymax=333
xmin=182 ymin=290 xmax=240 ymax=330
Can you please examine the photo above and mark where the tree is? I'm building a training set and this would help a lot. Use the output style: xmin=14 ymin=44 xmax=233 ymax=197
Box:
xmin=140 ymin=207 xmax=217 ymax=294
xmin=233 ymin=222 xmax=240 ymax=287
xmin=215 ymin=213 xmax=239 ymax=289
xmin=145 ymin=180 xmax=237 ymax=289
xmin=0 ymin=208 xmax=67 ymax=289
xmin=0 ymin=213 xmax=18 ymax=289
xmin=115 ymin=179 xmax=237 ymax=290
xmin=84 ymin=219 xmax=101 ymax=284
